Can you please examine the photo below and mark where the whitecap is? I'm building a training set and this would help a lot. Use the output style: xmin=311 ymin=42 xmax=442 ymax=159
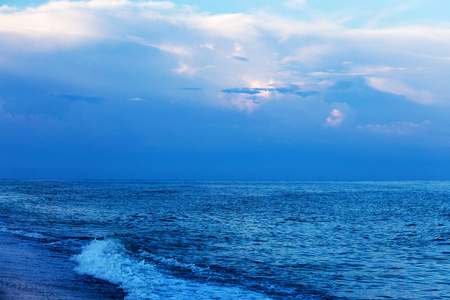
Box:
xmin=1 ymin=227 xmax=46 ymax=239
xmin=73 ymin=239 xmax=271 ymax=300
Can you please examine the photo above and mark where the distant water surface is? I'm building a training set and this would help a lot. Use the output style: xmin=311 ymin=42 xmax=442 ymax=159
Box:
xmin=0 ymin=180 xmax=449 ymax=299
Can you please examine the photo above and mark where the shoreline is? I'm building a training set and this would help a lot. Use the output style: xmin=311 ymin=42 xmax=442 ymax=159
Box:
xmin=0 ymin=231 xmax=126 ymax=300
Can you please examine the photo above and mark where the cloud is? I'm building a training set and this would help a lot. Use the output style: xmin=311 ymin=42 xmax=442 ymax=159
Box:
xmin=179 ymin=87 xmax=202 ymax=91
xmin=222 ymin=88 xmax=264 ymax=95
xmin=58 ymin=93 xmax=104 ymax=104
xmin=325 ymin=109 xmax=344 ymax=127
xmin=366 ymin=77 xmax=435 ymax=105
xmin=0 ymin=5 xmax=16 ymax=12
xmin=0 ymin=2 xmax=103 ymax=50
xmin=2 ymin=0 xmax=450 ymax=181
xmin=0 ymin=0 xmax=178 ymax=51
xmin=219 ymin=93 xmax=259 ymax=113
xmin=222 ymin=84 xmax=318 ymax=97
xmin=129 ymin=36 xmax=190 ymax=55
xmin=232 ymin=56 xmax=249 ymax=62
xmin=329 ymin=81 xmax=354 ymax=90
xmin=174 ymin=63 xmax=197 ymax=76
xmin=310 ymin=65 xmax=406 ymax=77
xmin=219 ymin=83 xmax=319 ymax=110
xmin=281 ymin=45 xmax=331 ymax=67
xmin=1 ymin=0 xmax=450 ymax=113
xmin=365 ymin=2 xmax=420 ymax=28
xmin=0 ymin=103 xmax=63 ymax=130
xmin=200 ymin=43 xmax=214 ymax=50
xmin=285 ymin=0 xmax=307 ymax=10
xmin=357 ymin=121 xmax=431 ymax=135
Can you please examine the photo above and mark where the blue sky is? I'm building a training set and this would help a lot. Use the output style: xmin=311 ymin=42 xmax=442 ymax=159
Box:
xmin=1 ymin=0 xmax=450 ymax=180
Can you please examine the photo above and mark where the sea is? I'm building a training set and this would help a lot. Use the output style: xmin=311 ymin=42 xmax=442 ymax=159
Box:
xmin=0 ymin=180 xmax=449 ymax=300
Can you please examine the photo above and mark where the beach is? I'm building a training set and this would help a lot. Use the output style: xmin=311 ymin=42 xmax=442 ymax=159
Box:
xmin=0 ymin=230 xmax=125 ymax=300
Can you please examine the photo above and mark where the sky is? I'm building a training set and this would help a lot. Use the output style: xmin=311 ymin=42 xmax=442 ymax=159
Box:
xmin=1 ymin=0 xmax=450 ymax=180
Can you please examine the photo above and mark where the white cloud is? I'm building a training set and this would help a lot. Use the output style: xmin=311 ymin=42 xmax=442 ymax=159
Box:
xmin=309 ymin=65 xmax=405 ymax=77
xmin=231 ymin=96 xmax=258 ymax=113
xmin=357 ymin=121 xmax=431 ymax=135
xmin=174 ymin=63 xmax=197 ymax=76
xmin=281 ymin=44 xmax=331 ymax=67
xmin=1 ymin=0 xmax=450 ymax=111
xmin=0 ymin=0 xmax=179 ymax=50
xmin=365 ymin=2 xmax=420 ymax=28
xmin=200 ymin=43 xmax=214 ymax=50
xmin=325 ymin=109 xmax=344 ymax=127
xmin=129 ymin=97 xmax=144 ymax=101
xmin=151 ymin=44 xmax=190 ymax=56
xmin=177 ymin=13 xmax=259 ymax=40
xmin=139 ymin=1 xmax=176 ymax=10
xmin=35 ymin=0 xmax=174 ymax=10
xmin=0 ymin=5 xmax=16 ymax=12
xmin=129 ymin=36 xmax=190 ymax=55
xmin=285 ymin=0 xmax=307 ymax=10
xmin=366 ymin=77 xmax=435 ymax=105
xmin=217 ymin=92 xmax=259 ymax=113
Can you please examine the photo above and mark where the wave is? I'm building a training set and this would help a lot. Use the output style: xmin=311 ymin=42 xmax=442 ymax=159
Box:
xmin=1 ymin=227 xmax=46 ymax=239
xmin=73 ymin=239 xmax=272 ymax=300
xmin=139 ymin=250 xmax=210 ymax=275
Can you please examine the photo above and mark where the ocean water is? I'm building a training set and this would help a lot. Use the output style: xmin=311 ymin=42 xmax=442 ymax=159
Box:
xmin=0 ymin=180 xmax=449 ymax=300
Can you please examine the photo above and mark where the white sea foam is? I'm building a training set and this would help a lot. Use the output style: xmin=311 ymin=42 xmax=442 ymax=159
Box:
xmin=139 ymin=250 xmax=209 ymax=275
xmin=73 ymin=239 xmax=271 ymax=300
xmin=1 ymin=227 xmax=46 ymax=239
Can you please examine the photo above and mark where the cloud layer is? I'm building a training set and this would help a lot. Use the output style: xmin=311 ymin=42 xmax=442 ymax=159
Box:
xmin=1 ymin=0 xmax=450 ymax=179
xmin=1 ymin=0 xmax=450 ymax=112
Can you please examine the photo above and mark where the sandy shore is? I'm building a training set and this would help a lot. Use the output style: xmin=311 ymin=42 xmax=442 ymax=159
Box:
xmin=0 ymin=231 xmax=125 ymax=300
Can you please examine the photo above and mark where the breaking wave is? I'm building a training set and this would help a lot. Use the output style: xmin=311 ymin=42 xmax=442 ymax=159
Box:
xmin=73 ymin=239 xmax=272 ymax=300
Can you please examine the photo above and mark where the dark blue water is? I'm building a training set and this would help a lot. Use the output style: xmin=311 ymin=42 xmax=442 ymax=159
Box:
xmin=0 ymin=180 xmax=449 ymax=299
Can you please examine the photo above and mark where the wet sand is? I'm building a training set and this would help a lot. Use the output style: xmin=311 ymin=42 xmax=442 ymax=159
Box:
xmin=0 ymin=231 xmax=125 ymax=300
